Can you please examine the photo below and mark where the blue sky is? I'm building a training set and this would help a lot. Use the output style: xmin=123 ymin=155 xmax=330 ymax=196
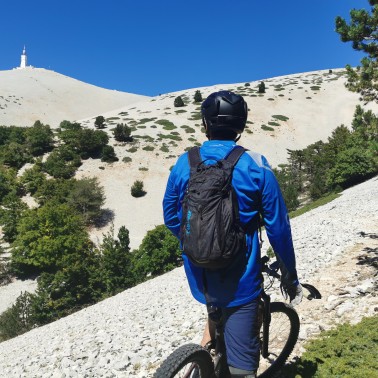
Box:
xmin=0 ymin=0 xmax=370 ymax=96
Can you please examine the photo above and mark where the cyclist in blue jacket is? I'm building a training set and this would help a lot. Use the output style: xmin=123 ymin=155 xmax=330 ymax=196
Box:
xmin=163 ymin=91 xmax=302 ymax=378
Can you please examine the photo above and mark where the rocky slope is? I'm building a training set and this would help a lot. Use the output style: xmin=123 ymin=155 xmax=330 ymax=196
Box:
xmin=0 ymin=68 xmax=148 ymax=127
xmin=0 ymin=176 xmax=376 ymax=378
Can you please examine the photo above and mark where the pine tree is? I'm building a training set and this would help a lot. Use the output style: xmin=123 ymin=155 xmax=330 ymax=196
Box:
xmin=94 ymin=115 xmax=106 ymax=129
xmin=258 ymin=81 xmax=266 ymax=94
xmin=174 ymin=96 xmax=185 ymax=107
xmin=336 ymin=1 xmax=378 ymax=103
xmin=194 ymin=90 xmax=203 ymax=103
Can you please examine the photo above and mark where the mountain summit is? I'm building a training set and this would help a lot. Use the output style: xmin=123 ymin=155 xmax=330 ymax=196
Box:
xmin=0 ymin=68 xmax=148 ymax=127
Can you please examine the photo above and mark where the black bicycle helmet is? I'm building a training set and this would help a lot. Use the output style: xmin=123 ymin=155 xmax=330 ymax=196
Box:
xmin=201 ymin=91 xmax=248 ymax=136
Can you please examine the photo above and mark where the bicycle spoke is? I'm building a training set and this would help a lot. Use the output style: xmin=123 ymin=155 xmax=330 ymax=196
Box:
xmin=257 ymin=303 xmax=299 ymax=377
xmin=174 ymin=362 xmax=201 ymax=378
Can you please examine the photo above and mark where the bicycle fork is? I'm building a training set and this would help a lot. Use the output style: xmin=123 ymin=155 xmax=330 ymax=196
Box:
xmin=260 ymin=292 xmax=271 ymax=359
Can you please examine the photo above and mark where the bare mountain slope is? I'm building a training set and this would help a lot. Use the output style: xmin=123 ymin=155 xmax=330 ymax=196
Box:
xmin=0 ymin=68 xmax=149 ymax=127
xmin=74 ymin=69 xmax=378 ymax=249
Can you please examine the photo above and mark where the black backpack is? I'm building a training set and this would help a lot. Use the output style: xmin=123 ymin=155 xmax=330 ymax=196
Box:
xmin=180 ymin=146 xmax=246 ymax=270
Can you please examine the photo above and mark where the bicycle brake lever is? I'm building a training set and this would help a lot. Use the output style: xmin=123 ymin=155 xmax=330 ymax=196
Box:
xmin=301 ymin=283 xmax=322 ymax=300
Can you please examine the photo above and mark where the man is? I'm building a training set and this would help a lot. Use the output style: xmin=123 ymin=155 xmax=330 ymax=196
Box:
xmin=163 ymin=91 xmax=302 ymax=378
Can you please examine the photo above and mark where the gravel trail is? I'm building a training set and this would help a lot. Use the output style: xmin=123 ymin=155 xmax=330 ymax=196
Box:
xmin=0 ymin=177 xmax=377 ymax=378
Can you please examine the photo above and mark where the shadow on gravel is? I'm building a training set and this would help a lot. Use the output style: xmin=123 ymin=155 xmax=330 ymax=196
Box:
xmin=357 ymin=246 xmax=378 ymax=270
xmin=279 ymin=359 xmax=318 ymax=377
xmin=358 ymin=231 xmax=378 ymax=240
xmin=94 ymin=208 xmax=115 ymax=227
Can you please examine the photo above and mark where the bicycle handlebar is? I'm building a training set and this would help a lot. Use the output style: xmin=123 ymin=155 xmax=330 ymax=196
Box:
xmin=261 ymin=256 xmax=322 ymax=300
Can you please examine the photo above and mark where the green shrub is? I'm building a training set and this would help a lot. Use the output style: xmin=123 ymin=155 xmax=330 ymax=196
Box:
xmin=131 ymin=180 xmax=146 ymax=198
xmin=142 ymin=146 xmax=154 ymax=151
xmin=258 ymin=81 xmax=266 ymax=93
xmin=94 ymin=115 xmax=106 ymax=129
xmin=156 ymin=119 xmax=176 ymax=130
xmin=11 ymin=203 xmax=90 ymax=277
xmin=101 ymin=146 xmax=118 ymax=162
xmin=66 ymin=177 xmax=105 ymax=225
xmin=157 ymin=133 xmax=182 ymax=141
xmin=43 ymin=146 xmax=82 ymax=179
xmin=20 ymin=163 xmax=47 ymax=195
xmin=138 ymin=117 xmax=157 ymax=124
xmin=261 ymin=125 xmax=274 ymax=131
xmin=268 ymin=121 xmax=280 ymax=127
xmin=100 ymin=226 xmax=136 ymax=295
xmin=193 ymin=90 xmax=203 ymax=103
xmin=160 ymin=145 xmax=169 ymax=153
xmin=122 ymin=156 xmax=132 ymax=163
xmin=174 ymin=96 xmax=185 ymax=107
xmin=283 ymin=316 xmax=378 ymax=377
xmin=60 ymin=128 xmax=109 ymax=159
xmin=113 ymin=123 xmax=132 ymax=142
xmin=0 ymin=292 xmax=36 ymax=341
xmin=188 ymin=112 xmax=202 ymax=121
xmin=128 ymin=146 xmax=138 ymax=153
xmin=132 ymin=225 xmax=181 ymax=280
xmin=25 ymin=121 xmax=54 ymax=156
xmin=0 ymin=142 xmax=31 ymax=169
xmin=272 ymin=115 xmax=289 ymax=121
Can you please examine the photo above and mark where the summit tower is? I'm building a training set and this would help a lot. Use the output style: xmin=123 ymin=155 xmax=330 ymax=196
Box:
xmin=20 ymin=46 xmax=27 ymax=69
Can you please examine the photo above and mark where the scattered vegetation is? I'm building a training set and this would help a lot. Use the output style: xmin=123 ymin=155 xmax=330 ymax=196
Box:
xmin=261 ymin=125 xmax=274 ymax=131
xmin=142 ymin=146 xmax=154 ymax=151
xmin=272 ymin=115 xmax=289 ymax=121
xmin=156 ymin=119 xmax=176 ymax=130
xmin=268 ymin=121 xmax=280 ymax=127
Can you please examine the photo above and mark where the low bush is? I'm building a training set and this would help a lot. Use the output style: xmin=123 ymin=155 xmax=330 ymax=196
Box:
xmin=101 ymin=146 xmax=119 ymax=162
xmin=156 ymin=119 xmax=176 ymax=130
xmin=142 ymin=146 xmax=154 ymax=151
xmin=272 ymin=115 xmax=289 ymax=121
xmin=282 ymin=316 xmax=378 ymax=377
xmin=131 ymin=180 xmax=146 ymax=198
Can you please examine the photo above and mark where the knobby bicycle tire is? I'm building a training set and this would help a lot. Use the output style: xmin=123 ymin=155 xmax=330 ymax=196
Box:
xmin=154 ymin=343 xmax=214 ymax=378
xmin=258 ymin=302 xmax=299 ymax=378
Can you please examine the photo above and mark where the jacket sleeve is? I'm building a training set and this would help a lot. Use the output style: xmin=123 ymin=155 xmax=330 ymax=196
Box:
xmin=260 ymin=157 xmax=299 ymax=286
xmin=163 ymin=168 xmax=181 ymax=239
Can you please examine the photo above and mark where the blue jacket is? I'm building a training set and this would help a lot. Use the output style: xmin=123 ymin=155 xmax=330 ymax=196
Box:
xmin=163 ymin=140 xmax=298 ymax=307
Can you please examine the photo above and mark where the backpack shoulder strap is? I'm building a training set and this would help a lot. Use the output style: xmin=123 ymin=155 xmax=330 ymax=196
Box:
xmin=224 ymin=146 xmax=245 ymax=167
xmin=187 ymin=146 xmax=202 ymax=169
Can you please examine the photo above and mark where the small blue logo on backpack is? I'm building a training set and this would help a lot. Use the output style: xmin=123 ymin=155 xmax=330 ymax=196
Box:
xmin=185 ymin=210 xmax=192 ymax=235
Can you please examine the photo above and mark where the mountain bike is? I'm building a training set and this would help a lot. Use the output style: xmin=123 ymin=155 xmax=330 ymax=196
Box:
xmin=153 ymin=256 xmax=321 ymax=378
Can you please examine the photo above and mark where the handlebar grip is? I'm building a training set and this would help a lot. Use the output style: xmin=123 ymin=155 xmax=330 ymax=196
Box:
xmin=301 ymin=283 xmax=322 ymax=300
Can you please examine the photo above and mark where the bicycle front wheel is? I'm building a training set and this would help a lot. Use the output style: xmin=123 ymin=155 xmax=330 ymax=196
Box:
xmin=153 ymin=343 xmax=214 ymax=378
xmin=258 ymin=302 xmax=299 ymax=378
